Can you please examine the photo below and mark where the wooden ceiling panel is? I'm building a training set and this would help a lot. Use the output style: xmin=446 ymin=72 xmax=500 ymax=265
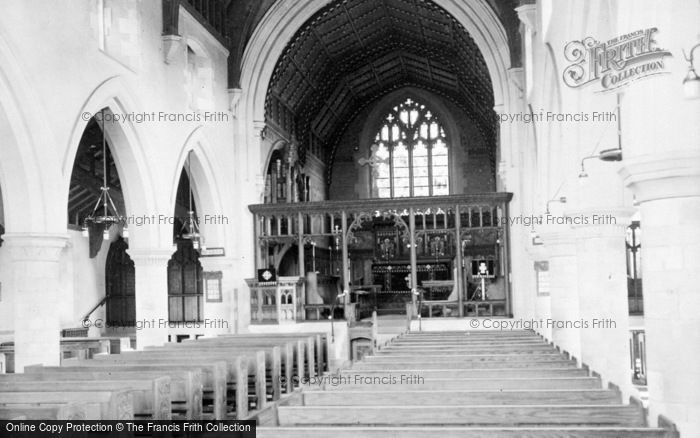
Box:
xmin=265 ymin=0 xmax=496 ymax=180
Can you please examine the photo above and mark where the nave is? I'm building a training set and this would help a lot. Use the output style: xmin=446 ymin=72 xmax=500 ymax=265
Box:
xmin=2 ymin=326 xmax=676 ymax=437
xmin=0 ymin=331 xmax=325 ymax=423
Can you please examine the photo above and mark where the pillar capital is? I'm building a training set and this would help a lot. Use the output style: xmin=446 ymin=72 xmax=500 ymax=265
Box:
xmin=619 ymin=151 xmax=700 ymax=203
xmin=2 ymin=233 xmax=68 ymax=261
xmin=515 ymin=3 xmax=537 ymax=31
xmin=199 ymin=256 xmax=236 ymax=271
xmin=126 ymin=247 xmax=174 ymax=265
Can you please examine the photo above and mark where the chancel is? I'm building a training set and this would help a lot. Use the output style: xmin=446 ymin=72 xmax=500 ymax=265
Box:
xmin=0 ymin=0 xmax=698 ymax=436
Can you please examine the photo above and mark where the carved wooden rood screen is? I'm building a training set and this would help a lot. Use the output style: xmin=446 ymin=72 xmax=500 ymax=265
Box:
xmin=247 ymin=193 xmax=513 ymax=323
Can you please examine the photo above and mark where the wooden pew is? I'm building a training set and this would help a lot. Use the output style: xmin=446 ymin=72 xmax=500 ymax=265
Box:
xmin=353 ymin=359 xmax=577 ymax=370
xmin=376 ymin=348 xmax=560 ymax=356
xmin=182 ymin=337 xmax=299 ymax=393
xmin=214 ymin=336 xmax=313 ymax=380
xmin=276 ymin=405 xmax=646 ymax=427
xmin=0 ymin=390 xmax=134 ymax=419
xmin=62 ymin=360 xmax=229 ymax=420
xmin=0 ymin=336 xmax=130 ymax=372
xmin=302 ymin=389 xmax=621 ymax=406
xmin=20 ymin=365 xmax=202 ymax=420
xmin=152 ymin=342 xmax=283 ymax=402
xmin=0 ymin=402 xmax=94 ymax=420
xmin=380 ymin=344 xmax=555 ymax=352
xmin=320 ymin=376 xmax=602 ymax=391
xmin=217 ymin=333 xmax=326 ymax=375
xmin=59 ymin=338 xmax=111 ymax=359
xmin=0 ymin=376 xmax=171 ymax=420
xmin=363 ymin=352 xmax=568 ymax=363
xmin=85 ymin=354 xmax=244 ymax=419
xmin=339 ymin=367 xmax=590 ymax=379
xmin=62 ymin=336 xmax=132 ymax=354
xmin=111 ymin=349 xmax=262 ymax=412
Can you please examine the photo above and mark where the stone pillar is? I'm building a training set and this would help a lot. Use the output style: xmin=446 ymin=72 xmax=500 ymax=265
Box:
xmin=573 ymin=208 xmax=634 ymax=398
xmin=127 ymin=248 xmax=172 ymax=349
xmin=5 ymin=233 xmax=67 ymax=371
xmin=539 ymin=227 xmax=581 ymax=362
xmin=620 ymin=155 xmax=700 ymax=434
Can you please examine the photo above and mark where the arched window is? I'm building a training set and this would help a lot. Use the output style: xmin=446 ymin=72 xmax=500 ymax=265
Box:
xmin=371 ymin=98 xmax=449 ymax=198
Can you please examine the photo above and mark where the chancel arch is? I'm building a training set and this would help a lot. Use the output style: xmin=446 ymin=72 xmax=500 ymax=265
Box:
xmin=240 ymin=0 xmax=512 ymax=130
xmin=246 ymin=0 xmax=511 ymax=322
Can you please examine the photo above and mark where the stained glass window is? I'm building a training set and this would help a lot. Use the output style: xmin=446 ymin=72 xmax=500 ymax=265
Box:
xmin=370 ymin=98 xmax=449 ymax=198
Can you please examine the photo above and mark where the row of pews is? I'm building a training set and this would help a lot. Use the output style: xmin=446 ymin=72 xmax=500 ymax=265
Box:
xmin=0 ymin=332 xmax=328 ymax=422
xmin=257 ymin=330 xmax=678 ymax=438
xmin=0 ymin=336 xmax=134 ymax=373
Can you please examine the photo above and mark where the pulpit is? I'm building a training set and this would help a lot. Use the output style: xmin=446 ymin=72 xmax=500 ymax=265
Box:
xmin=246 ymin=276 xmax=304 ymax=323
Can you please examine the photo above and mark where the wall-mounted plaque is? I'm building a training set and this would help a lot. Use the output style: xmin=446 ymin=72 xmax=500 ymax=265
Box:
xmin=204 ymin=271 xmax=223 ymax=302
xmin=534 ymin=261 xmax=550 ymax=296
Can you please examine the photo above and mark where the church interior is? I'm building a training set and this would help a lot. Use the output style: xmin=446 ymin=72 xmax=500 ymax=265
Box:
xmin=0 ymin=0 xmax=698 ymax=436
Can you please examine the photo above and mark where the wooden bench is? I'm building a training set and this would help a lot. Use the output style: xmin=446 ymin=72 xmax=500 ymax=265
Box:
xmin=257 ymin=426 xmax=675 ymax=438
xmin=0 ymin=390 xmax=134 ymax=419
xmin=153 ymin=342 xmax=283 ymax=402
xmin=0 ymin=336 xmax=131 ymax=372
xmin=213 ymin=335 xmax=315 ymax=378
xmin=276 ymin=405 xmax=646 ymax=427
xmin=320 ymin=376 xmax=603 ymax=391
xmin=302 ymin=389 xmax=621 ymax=406
xmin=22 ymin=365 xmax=202 ymax=420
xmin=378 ymin=346 xmax=558 ymax=355
xmin=63 ymin=359 xmax=229 ymax=419
xmin=217 ymin=333 xmax=327 ymax=375
xmin=339 ymin=367 xmax=590 ymax=379
xmin=87 ymin=353 xmax=246 ymax=418
xmin=62 ymin=336 xmax=132 ymax=354
xmin=364 ymin=352 xmax=566 ymax=362
xmin=182 ymin=337 xmax=301 ymax=393
xmin=0 ymin=402 xmax=94 ymax=420
xmin=353 ymin=359 xmax=577 ymax=370
xmin=0 ymin=376 xmax=171 ymax=420
xmin=111 ymin=349 xmax=259 ymax=412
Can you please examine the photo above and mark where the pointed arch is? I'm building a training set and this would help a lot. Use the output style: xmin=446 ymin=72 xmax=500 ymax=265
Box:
xmin=240 ymin=0 xmax=511 ymax=126
xmin=62 ymin=76 xmax=158 ymax=246
xmin=0 ymin=30 xmax=60 ymax=233
xmin=170 ymin=127 xmax=228 ymax=247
